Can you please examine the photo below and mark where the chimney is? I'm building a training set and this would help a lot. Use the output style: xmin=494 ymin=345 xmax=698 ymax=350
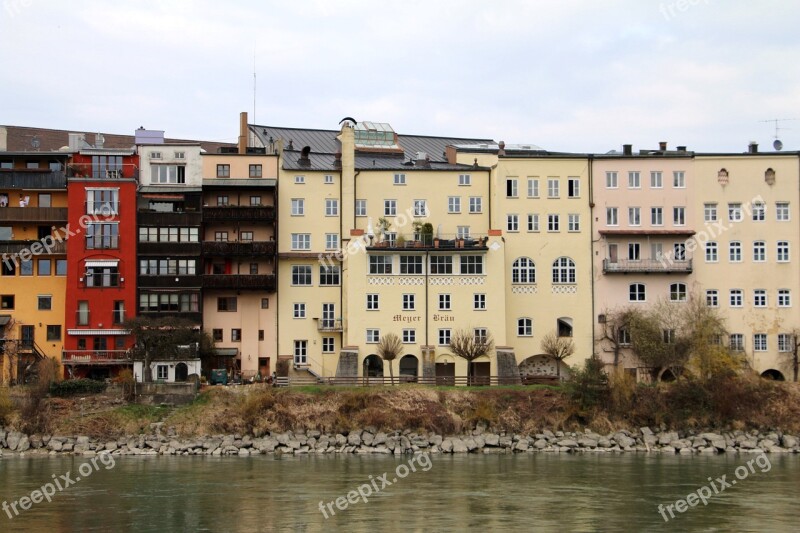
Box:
xmin=95 ymin=133 xmax=105 ymax=149
xmin=238 ymin=111 xmax=248 ymax=154
xmin=659 ymin=141 xmax=667 ymax=151
xmin=676 ymin=145 xmax=687 ymax=152
xmin=333 ymin=150 xmax=342 ymax=169
xmin=748 ymin=141 xmax=758 ymax=154
xmin=622 ymin=144 xmax=632 ymax=156
xmin=0 ymin=126 xmax=7 ymax=151
xmin=414 ymin=152 xmax=431 ymax=167
xmin=68 ymin=133 xmax=87 ymax=152
xmin=498 ymin=141 xmax=506 ymax=156
xmin=298 ymin=146 xmax=311 ymax=166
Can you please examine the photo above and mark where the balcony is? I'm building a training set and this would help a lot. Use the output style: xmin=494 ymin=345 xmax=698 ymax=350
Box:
xmin=203 ymin=274 xmax=276 ymax=291
xmin=137 ymin=241 xmax=201 ymax=256
xmin=366 ymin=233 xmax=489 ymax=252
xmin=137 ymin=275 xmax=203 ymax=288
xmin=67 ymin=164 xmax=138 ymax=180
xmin=137 ymin=210 xmax=202 ymax=226
xmin=0 ymin=170 xmax=67 ymax=189
xmin=0 ymin=207 xmax=68 ymax=223
xmin=202 ymin=205 xmax=275 ymax=222
xmin=317 ymin=319 xmax=343 ymax=332
xmin=61 ymin=350 xmax=132 ymax=365
xmin=0 ymin=240 xmax=67 ymax=255
xmin=603 ymin=258 xmax=693 ymax=274
xmin=138 ymin=311 xmax=202 ymax=324
xmin=201 ymin=241 xmax=276 ymax=257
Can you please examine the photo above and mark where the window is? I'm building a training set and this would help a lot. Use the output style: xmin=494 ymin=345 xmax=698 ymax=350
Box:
xmin=672 ymin=171 xmax=685 ymax=188
xmin=517 ymin=318 xmax=532 ymax=337
xmin=355 ymin=199 xmax=367 ymax=217
xmin=474 ymin=328 xmax=488 ymax=344
xmin=674 ymin=243 xmax=686 ymax=261
xmin=217 ymin=297 xmax=237 ymax=311
xmin=367 ymin=329 xmax=380 ymax=343
xmin=606 ymin=207 xmax=618 ymax=226
xmin=663 ymin=329 xmax=676 ymax=344
xmin=776 ymin=202 xmax=790 ymax=221
xmin=56 ymin=260 xmax=67 ymax=276
xmin=460 ymin=256 xmax=483 ymax=274
xmin=628 ymin=243 xmax=640 ymax=261
xmin=650 ymin=171 xmax=662 ymax=188
xmin=777 ymin=241 xmax=790 ymax=262
xmin=402 ymin=329 xmax=416 ymax=344
xmin=568 ymin=214 xmax=580 ymax=232
xmin=778 ymin=334 xmax=792 ymax=352
xmin=438 ymin=329 xmax=451 ymax=346
xmin=448 ymin=196 xmax=461 ymax=213
xmin=567 ymin=177 xmax=580 ymax=198
xmin=2 ymin=261 xmax=15 ymax=276
xmin=399 ymin=255 xmax=423 ymax=274
xmin=754 ymin=334 xmax=767 ymax=352
xmin=384 ymin=200 xmax=396 ymax=216
xmin=323 ymin=174 xmax=334 ymax=184
xmin=474 ymin=293 xmax=486 ymax=310
xmin=394 ymin=173 xmax=406 ymax=185
xmin=293 ymin=303 xmax=306 ymax=318
xmin=86 ymin=223 xmax=119 ymax=249
xmin=670 ymin=283 xmax=687 ymax=302
xmin=651 ymin=207 xmax=663 ymax=226
xmin=325 ymin=199 xmax=339 ymax=216
xmin=322 ymin=337 xmax=335 ymax=353
xmin=547 ymin=214 xmax=560 ymax=232
xmin=527 ymin=214 xmax=540 ymax=232
xmin=366 ymin=294 xmax=379 ymax=310
xmin=706 ymin=290 xmax=718 ymax=307
xmin=150 ymin=165 xmax=185 ymax=184
xmin=430 ymin=255 xmax=452 ymax=274
xmin=527 ymin=178 xmax=539 ymax=198
xmin=507 ymin=214 xmax=519 ymax=232
xmin=457 ymin=226 xmax=470 ymax=239
xmin=512 ymin=257 xmax=536 ymax=284
xmin=459 ymin=174 xmax=471 ymax=186
xmin=469 ymin=197 xmax=482 ymax=213
xmin=86 ymin=189 xmax=119 ymax=214
xmin=730 ymin=289 xmax=743 ymax=307
xmin=673 ymin=207 xmax=685 ymax=226
xmin=216 ymin=195 xmax=229 ymax=206
xmin=778 ymin=289 xmax=791 ymax=307
xmin=294 ymin=175 xmax=305 ymax=184
xmin=155 ymin=365 xmax=168 ymax=381
xmin=752 ymin=202 xmax=765 ymax=221
xmin=506 ymin=178 xmax=518 ymax=198
xmin=753 ymin=241 xmax=766 ymax=262
xmin=113 ymin=301 xmax=125 ymax=323
xmin=547 ymin=178 xmax=560 ymax=198
xmin=728 ymin=203 xmax=742 ymax=222
xmin=628 ymin=207 xmax=640 ymax=226
xmin=606 ymin=171 xmax=618 ymax=188
xmin=45 ymin=325 xmax=61 ymax=341
xmin=439 ymin=294 xmax=451 ymax=311
xmin=320 ymin=265 xmax=340 ymax=286
xmin=38 ymin=295 xmax=52 ymax=310
xmin=413 ymin=200 xmax=427 ymax=217
xmin=216 ymin=164 xmax=230 ymax=178
xmin=231 ymin=329 xmax=242 ymax=342
xmin=291 ymin=234 xmax=311 ymax=250
xmin=214 ymin=231 xmax=228 ymax=242
xmin=77 ymin=301 xmax=88 ymax=325
xmin=294 ymin=340 xmax=307 ymax=364
xmin=20 ymin=260 xmax=33 ymax=276
xmin=292 ymin=265 xmax=312 ymax=285
xmin=629 ymin=283 xmax=646 ymax=302
xmin=754 ymin=289 xmax=767 ymax=307
xmin=250 ymin=196 xmax=261 ymax=206
xmin=291 ymin=198 xmax=304 ymax=216
xmin=729 ymin=241 xmax=742 ymax=262
xmin=705 ymin=242 xmax=718 ymax=262
xmin=619 ymin=328 xmax=631 ymax=345
xmin=369 ymin=255 xmax=393 ymax=274
xmin=249 ymin=164 xmax=262 ymax=178
xmin=402 ymin=293 xmax=416 ymax=311
xmin=730 ymin=334 xmax=744 ymax=351
xmin=85 ymin=266 xmax=119 ymax=287
xmin=261 ymin=298 xmax=269 ymax=309
xmin=704 ymin=203 xmax=717 ymax=222
xmin=628 ymin=171 xmax=640 ymax=189
xmin=240 ymin=231 xmax=254 ymax=242
xmin=552 ymin=257 xmax=576 ymax=284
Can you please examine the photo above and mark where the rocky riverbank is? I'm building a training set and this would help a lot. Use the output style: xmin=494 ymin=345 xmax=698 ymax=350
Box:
xmin=2 ymin=424 xmax=798 ymax=458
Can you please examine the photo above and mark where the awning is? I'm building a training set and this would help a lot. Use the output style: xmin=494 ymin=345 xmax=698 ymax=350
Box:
xmin=67 ymin=329 xmax=130 ymax=336
xmin=0 ymin=315 xmax=11 ymax=326
xmin=214 ymin=348 xmax=239 ymax=357
xmin=139 ymin=186 xmax=202 ymax=194
xmin=85 ymin=260 xmax=119 ymax=268
xmin=142 ymin=194 xmax=184 ymax=200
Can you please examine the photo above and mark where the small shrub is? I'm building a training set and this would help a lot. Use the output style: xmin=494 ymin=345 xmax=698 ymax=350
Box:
xmin=0 ymin=387 xmax=14 ymax=425
xmin=567 ymin=357 xmax=609 ymax=412
xmin=112 ymin=369 xmax=135 ymax=401
xmin=50 ymin=379 xmax=107 ymax=397
xmin=276 ymin=359 xmax=290 ymax=377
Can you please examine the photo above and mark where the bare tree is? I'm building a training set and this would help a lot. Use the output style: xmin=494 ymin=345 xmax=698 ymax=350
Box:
xmin=377 ymin=333 xmax=403 ymax=385
xmin=449 ymin=328 xmax=494 ymax=385
xmin=540 ymin=331 xmax=575 ymax=379
xmin=597 ymin=309 xmax=635 ymax=367
xmin=787 ymin=329 xmax=800 ymax=383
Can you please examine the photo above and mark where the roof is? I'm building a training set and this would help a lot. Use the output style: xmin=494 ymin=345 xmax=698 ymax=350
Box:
xmin=2 ymin=126 xmax=235 ymax=155
xmin=281 ymin=150 xmax=486 ymax=172
xmin=599 ymin=229 xmax=697 ymax=236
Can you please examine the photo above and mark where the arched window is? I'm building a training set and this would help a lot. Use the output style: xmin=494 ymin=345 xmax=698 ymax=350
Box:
xmin=670 ymin=283 xmax=687 ymax=302
xmin=517 ymin=318 xmax=532 ymax=337
xmin=512 ymin=257 xmax=536 ymax=283
xmin=552 ymin=257 xmax=576 ymax=284
xmin=629 ymin=283 xmax=646 ymax=302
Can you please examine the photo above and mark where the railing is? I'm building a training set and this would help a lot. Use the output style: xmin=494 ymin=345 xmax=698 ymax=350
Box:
xmin=0 ymin=240 xmax=67 ymax=255
xmin=84 ymin=202 xmax=119 ymax=216
xmin=0 ymin=170 xmax=67 ymax=189
xmin=138 ymin=311 xmax=203 ymax=324
xmin=367 ymin=233 xmax=489 ymax=251
xmin=203 ymin=274 xmax=276 ymax=291
xmin=137 ymin=211 xmax=202 ymax=226
xmin=137 ymin=275 xmax=203 ymax=288
xmin=201 ymin=241 xmax=276 ymax=256
xmin=602 ymin=258 xmax=693 ymax=274
xmin=203 ymin=205 xmax=275 ymax=222
xmin=67 ymin=164 xmax=138 ymax=180
xmin=85 ymin=273 xmax=121 ymax=287
xmin=317 ymin=319 xmax=343 ymax=332
xmin=85 ymin=236 xmax=119 ymax=250
xmin=137 ymin=241 xmax=201 ymax=255
xmin=61 ymin=350 xmax=132 ymax=365
xmin=0 ymin=207 xmax=68 ymax=222
xmin=274 ymin=375 xmax=530 ymax=387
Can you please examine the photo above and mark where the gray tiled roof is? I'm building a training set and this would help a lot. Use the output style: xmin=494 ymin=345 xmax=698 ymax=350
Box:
xmin=281 ymin=150 xmax=486 ymax=172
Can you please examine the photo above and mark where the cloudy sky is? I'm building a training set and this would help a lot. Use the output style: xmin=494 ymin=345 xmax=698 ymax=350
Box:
xmin=1 ymin=0 xmax=798 ymax=152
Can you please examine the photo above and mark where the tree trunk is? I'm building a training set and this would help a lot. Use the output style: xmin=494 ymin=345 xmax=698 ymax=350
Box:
xmin=388 ymin=360 xmax=394 ymax=386
xmin=556 ymin=358 xmax=561 ymax=380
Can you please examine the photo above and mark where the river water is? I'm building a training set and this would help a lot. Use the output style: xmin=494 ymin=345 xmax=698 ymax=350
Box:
xmin=1 ymin=453 xmax=798 ymax=532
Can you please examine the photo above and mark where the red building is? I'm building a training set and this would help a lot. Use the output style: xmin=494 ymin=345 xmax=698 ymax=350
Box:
xmin=62 ymin=139 xmax=139 ymax=379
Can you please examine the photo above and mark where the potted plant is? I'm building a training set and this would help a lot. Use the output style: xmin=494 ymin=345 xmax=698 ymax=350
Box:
xmin=396 ymin=235 xmax=406 ymax=247
xmin=421 ymin=222 xmax=434 ymax=246
xmin=377 ymin=217 xmax=391 ymax=246
xmin=434 ymin=237 xmax=440 ymax=248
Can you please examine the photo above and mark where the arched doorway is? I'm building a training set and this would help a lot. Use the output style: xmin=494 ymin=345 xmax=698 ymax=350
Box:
xmin=761 ymin=369 xmax=785 ymax=381
xmin=399 ymin=354 xmax=419 ymax=382
xmin=518 ymin=354 xmax=570 ymax=382
xmin=175 ymin=362 xmax=189 ymax=382
xmin=363 ymin=354 xmax=383 ymax=378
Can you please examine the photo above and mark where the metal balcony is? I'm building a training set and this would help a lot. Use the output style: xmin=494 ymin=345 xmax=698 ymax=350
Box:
xmin=61 ymin=350 xmax=132 ymax=365
xmin=202 ymin=205 xmax=275 ymax=222
xmin=201 ymin=241 xmax=276 ymax=257
xmin=202 ymin=274 xmax=276 ymax=291
xmin=137 ymin=241 xmax=201 ymax=256
xmin=0 ymin=207 xmax=68 ymax=223
xmin=602 ymin=258 xmax=693 ymax=274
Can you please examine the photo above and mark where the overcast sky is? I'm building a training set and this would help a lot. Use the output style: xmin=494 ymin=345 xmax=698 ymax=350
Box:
xmin=1 ymin=0 xmax=798 ymax=152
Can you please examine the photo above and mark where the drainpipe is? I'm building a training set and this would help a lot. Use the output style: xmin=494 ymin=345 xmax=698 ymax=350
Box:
xmin=425 ymin=249 xmax=429 ymax=347
xmin=588 ymin=154 xmax=596 ymax=358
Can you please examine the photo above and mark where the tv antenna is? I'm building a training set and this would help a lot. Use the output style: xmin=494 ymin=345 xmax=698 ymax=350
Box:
xmin=760 ymin=118 xmax=796 ymax=151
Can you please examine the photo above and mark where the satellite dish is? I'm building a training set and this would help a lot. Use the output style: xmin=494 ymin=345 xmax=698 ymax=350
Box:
xmin=773 ymin=139 xmax=783 ymax=151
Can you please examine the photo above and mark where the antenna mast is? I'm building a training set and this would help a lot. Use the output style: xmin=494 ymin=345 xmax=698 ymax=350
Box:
xmin=253 ymin=43 xmax=257 ymax=124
